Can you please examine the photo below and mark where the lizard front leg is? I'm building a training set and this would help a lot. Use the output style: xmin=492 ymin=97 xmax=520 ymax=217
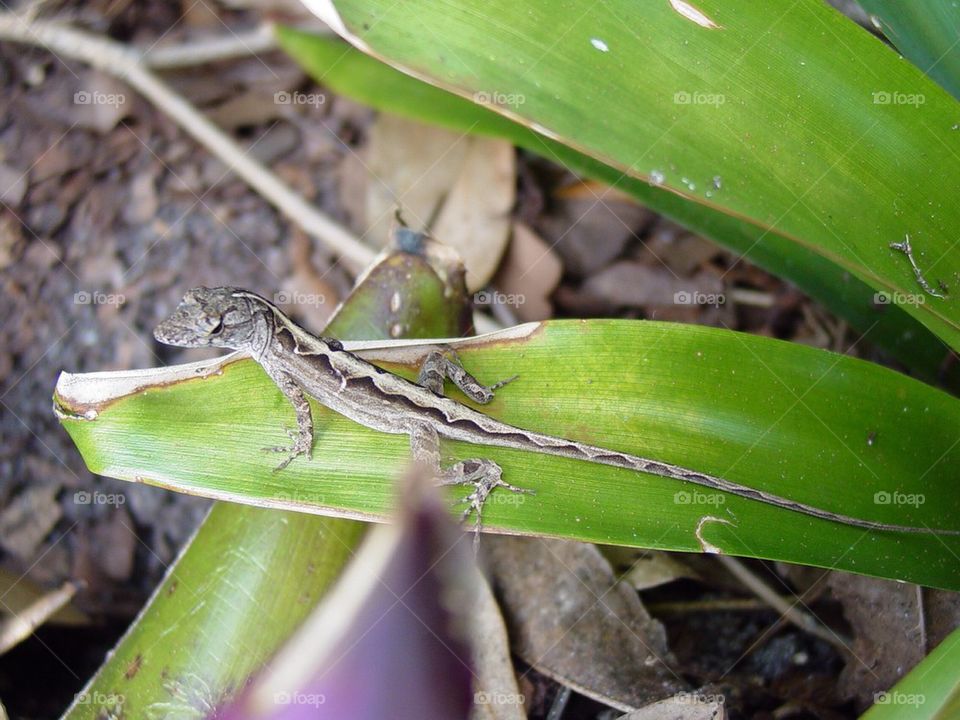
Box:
xmin=410 ymin=422 xmax=531 ymax=548
xmin=263 ymin=370 xmax=314 ymax=471
xmin=417 ymin=348 xmax=517 ymax=403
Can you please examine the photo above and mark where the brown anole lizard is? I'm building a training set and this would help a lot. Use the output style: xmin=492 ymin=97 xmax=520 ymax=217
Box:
xmin=154 ymin=287 xmax=958 ymax=537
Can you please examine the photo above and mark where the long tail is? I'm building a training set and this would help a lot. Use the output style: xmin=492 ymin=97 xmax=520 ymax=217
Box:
xmin=455 ymin=417 xmax=959 ymax=536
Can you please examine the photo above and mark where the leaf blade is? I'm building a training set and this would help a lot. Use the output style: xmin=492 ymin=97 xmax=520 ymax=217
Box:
xmin=56 ymin=320 xmax=960 ymax=590
xmin=307 ymin=0 xmax=960 ymax=349
xmin=858 ymin=0 xmax=960 ymax=100
xmin=275 ymin=26 xmax=956 ymax=384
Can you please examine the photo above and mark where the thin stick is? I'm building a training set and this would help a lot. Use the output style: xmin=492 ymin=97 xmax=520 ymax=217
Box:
xmin=0 ymin=13 xmax=374 ymax=272
xmin=716 ymin=555 xmax=851 ymax=651
xmin=143 ymin=24 xmax=281 ymax=69
xmin=647 ymin=596 xmax=806 ymax=614
xmin=0 ymin=580 xmax=81 ymax=654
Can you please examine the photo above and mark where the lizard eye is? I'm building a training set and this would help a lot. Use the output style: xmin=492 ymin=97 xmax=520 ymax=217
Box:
xmin=209 ymin=318 xmax=224 ymax=336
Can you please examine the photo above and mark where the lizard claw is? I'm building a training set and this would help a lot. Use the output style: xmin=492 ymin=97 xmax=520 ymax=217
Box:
xmin=438 ymin=459 xmax=534 ymax=551
xmin=263 ymin=428 xmax=312 ymax=471
xmin=269 ymin=446 xmax=311 ymax=473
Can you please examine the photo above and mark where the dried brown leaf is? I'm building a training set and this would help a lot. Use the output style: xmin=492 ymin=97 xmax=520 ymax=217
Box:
xmin=365 ymin=114 xmax=469 ymax=246
xmin=484 ymin=537 xmax=686 ymax=712
xmin=432 ymin=137 xmax=514 ymax=291
xmin=492 ymin=221 xmax=561 ymax=322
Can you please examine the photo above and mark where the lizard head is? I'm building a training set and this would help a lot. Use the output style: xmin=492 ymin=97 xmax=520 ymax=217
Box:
xmin=154 ymin=287 xmax=261 ymax=350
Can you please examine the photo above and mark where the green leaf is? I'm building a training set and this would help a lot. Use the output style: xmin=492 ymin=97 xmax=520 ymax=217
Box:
xmin=858 ymin=0 xmax=960 ymax=100
xmin=275 ymin=26 xmax=956 ymax=386
xmin=296 ymin=0 xmax=960 ymax=352
xmin=62 ymin=505 xmax=365 ymax=719
xmin=861 ymin=625 xmax=960 ymax=719
xmin=55 ymin=320 xmax=960 ymax=590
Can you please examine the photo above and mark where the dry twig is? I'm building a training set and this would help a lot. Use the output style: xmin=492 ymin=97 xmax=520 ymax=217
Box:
xmin=0 ymin=12 xmax=374 ymax=271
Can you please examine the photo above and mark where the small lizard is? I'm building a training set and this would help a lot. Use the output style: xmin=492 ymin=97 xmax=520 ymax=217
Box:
xmin=154 ymin=287 xmax=958 ymax=537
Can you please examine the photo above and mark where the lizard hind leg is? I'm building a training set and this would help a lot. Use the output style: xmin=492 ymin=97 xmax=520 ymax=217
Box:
xmin=439 ymin=459 xmax=533 ymax=525
xmin=410 ymin=422 xmax=533 ymax=549
xmin=417 ymin=348 xmax=518 ymax=404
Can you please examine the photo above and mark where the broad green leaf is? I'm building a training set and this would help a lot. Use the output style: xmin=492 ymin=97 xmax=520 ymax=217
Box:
xmin=861 ymin=625 xmax=960 ymax=719
xmin=858 ymin=0 xmax=960 ymax=100
xmin=303 ymin=0 xmax=960 ymax=352
xmin=55 ymin=320 xmax=960 ymax=590
xmin=275 ymin=27 xmax=957 ymax=386
xmin=61 ymin=245 xmax=467 ymax=719
xmin=62 ymin=506 xmax=364 ymax=719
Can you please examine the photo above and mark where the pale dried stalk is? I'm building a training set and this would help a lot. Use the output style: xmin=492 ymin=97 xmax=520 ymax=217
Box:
xmin=0 ymin=13 xmax=374 ymax=272
xmin=143 ymin=24 xmax=279 ymax=69
xmin=717 ymin=555 xmax=851 ymax=652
